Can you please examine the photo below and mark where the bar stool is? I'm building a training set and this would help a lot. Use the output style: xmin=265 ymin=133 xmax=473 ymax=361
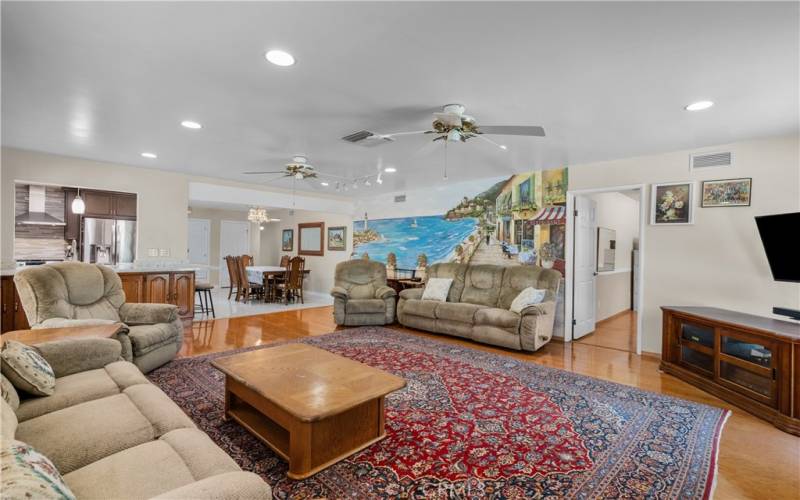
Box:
xmin=194 ymin=282 xmax=216 ymax=318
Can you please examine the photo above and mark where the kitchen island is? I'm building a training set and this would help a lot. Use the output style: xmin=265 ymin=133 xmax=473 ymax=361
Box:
xmin=1 ymin=264 xmax=199 ymax=333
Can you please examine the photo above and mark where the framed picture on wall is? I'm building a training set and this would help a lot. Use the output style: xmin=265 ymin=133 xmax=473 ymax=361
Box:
xmin=701 ymin=178 xmax=752 ymax=207
xmin=651 ymin=181 xmax=695 ymax=225
xmin=298 ymin=222 xmax=325 ymax=256
xmin=327 ymin=226 xmax=347 ymax=251
xmin=282 ymin=229 xmax=293 ymax=251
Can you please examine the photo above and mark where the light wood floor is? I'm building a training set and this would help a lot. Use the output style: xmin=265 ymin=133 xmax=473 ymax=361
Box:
xmin=179 ymin=306 xmax=799 ymax=500
xmin=575 ymin=310 xmax=637 ymax=352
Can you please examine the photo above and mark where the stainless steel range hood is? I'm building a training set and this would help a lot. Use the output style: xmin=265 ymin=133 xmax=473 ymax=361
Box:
xmin=15 ymin=185 xmax=66 ymax=226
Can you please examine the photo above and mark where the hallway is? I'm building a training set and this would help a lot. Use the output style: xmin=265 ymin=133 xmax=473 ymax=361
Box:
xmin=574 ymin=310 xmax=637 ymax=352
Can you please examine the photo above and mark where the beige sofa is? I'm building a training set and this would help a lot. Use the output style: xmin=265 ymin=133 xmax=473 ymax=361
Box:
xmin=14 ymin=262 xmax=183 ymax=373
xmin=397 ymin=263 xmax=561 ymax=351
xmin=1 ymin=337 xmax=271 ymax=499
xmin=331 ymin=260 xmax=396 ymax=326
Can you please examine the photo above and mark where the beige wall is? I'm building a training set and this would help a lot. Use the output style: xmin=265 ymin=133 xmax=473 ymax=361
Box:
xmin=261 ymin=209 xmax=353 ymax=294
xmin=570 ymin=134 xmax=800 ymax=353
xmin=1 ymin=147 xmax=189 ymax=267
xmin=187 ymin=206 xmax=263 ymax=286
xmin=589 ymin=191 xmax=639 ymax=322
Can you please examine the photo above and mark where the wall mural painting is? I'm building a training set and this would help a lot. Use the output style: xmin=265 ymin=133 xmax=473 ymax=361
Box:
xmin=353 ymin=167 xmax=569 ymax=334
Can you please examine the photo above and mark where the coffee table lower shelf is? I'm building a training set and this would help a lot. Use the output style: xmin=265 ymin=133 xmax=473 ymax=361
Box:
xmin=223 ymin=377 xmax=387 ymax=479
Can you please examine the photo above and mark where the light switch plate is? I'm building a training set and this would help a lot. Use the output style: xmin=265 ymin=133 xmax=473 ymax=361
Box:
xmin=159 ymin=248 xmax=170 ymax=257
xmin=147 ymin=248 xmax=158 ymax=257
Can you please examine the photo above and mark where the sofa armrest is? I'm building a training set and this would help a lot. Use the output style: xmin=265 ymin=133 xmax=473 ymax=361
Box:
xmin=150 ymin=472 xmax=272 ymax=500
xmin=330 ymin=286 xmax=349 ymax=300
xmin=520 ymin=302 xmax=553 ymax=317
xmin=374 ymin=286 xmax=396 ymax=299
xmin=119 ymin=303 xmax=178 ymax=325
xmin=399 ymin=287 xmax=424 ymax=301
xmin=35 ymin=338 xmax=123 ymax=378
xmin=519 ymin=301 xmax=556 ymax=352
xmin=33 ymin=318 xmax=118 ymax=329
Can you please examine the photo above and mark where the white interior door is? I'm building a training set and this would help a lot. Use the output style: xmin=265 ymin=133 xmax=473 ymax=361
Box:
xmin=187 ymin=218 xmax=210 ymax=282
xmin=573 ymin=196 xmax=597 ymax=339
xmin=219 ymin=220 xmax=250 ymax=287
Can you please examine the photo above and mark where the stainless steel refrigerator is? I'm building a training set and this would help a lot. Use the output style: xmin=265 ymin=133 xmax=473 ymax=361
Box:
xmin=81 ymin=218 xmax=137 ymax=265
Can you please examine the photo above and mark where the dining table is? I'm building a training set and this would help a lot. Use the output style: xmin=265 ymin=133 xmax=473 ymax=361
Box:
xmin=246 ymin=265 xmax=311 ymax=302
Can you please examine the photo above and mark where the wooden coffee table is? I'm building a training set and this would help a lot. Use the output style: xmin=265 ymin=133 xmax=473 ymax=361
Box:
xmin=1 ymin=323 xmax=126 ymax=346
xmin=211 ymin=343 xmax=406 ymax=479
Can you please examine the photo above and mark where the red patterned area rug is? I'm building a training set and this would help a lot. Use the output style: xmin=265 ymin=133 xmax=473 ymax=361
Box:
xmin=148 ymin=327 xmax=729 ymax=499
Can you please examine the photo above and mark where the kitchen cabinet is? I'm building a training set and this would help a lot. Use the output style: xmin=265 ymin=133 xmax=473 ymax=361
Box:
xmin=1 ymin=270 xmax=195 ymax=334
xmin=63 ymin=188 xmax=81 ymax=241
xmin=114 ymin=193 xmax=137 ymax=218
xmin=1 ymin=276 xmax=30 ymax=333
xmin=81 ymin=190 xmax=137 ymax=219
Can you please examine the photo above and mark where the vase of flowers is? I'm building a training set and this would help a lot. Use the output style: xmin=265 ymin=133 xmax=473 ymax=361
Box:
xmin=539 ymin=242 xmax=557 ymax=269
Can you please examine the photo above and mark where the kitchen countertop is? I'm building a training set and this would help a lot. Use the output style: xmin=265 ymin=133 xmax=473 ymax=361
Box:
xmin=1 ymin=263 xmax=209 ymax=276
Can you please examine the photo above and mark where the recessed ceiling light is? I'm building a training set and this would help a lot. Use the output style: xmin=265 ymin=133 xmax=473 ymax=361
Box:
xmin=685 ymin=101 xmax=714 ymax=111
xmin=181 ymin=120 xmax=202 ymax=129
xmin=499 ymin=145 xmax=508 ymax=150
xmin=265 ymin=49 xmax=295 ymax=67
xmin=320 ymin=181 xmax=329 ymax=186
xmin=384 ymin=167 xmax=397 ymax=173
xmin=140 ymin=152 xmax=157 ymax=159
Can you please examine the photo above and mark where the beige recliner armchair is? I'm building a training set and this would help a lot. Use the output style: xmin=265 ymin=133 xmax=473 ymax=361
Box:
xmin=14 ymin=262 xmax=183 ymax=373
xmin=331 ymin=260 xmax=396 ymax=326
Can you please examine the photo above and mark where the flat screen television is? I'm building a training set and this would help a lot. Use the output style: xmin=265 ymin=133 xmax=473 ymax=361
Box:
xmin=755 ymin=212 xmax=800 ymax=320
xmin=755 ymin=212 xmax=799 ymax=282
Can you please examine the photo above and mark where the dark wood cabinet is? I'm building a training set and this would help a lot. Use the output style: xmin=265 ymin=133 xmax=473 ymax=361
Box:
xmin=114 ymin=193 xmax=137 ymax=218
xmin=171 ymin=272 xmax=195 ymax=318
xmin=144 ymin=273 xmax=171 ymax=304
xmin=63 ymin=188 xmax=81 ymax=241
xmin=83 ymin=191 xmax=114 ymax=217
xmin=1 ymin=276 xmax=30 ymax=333
xmin=661 ymin=306 xmax=800 ymax=436
xmin=120 ymin=273 xmax=145 ymax=303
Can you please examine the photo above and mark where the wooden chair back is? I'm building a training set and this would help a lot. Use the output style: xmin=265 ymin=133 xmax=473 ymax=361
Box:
xmin=225 ymin=256 xmax=240 ymax=287
xmin=238 ymin=255 xmax=253 ymax=286
xmin=286 ymin=256 xmax=305 ymax=290
xmin=279 ymin=255 xmax=290 ymax=267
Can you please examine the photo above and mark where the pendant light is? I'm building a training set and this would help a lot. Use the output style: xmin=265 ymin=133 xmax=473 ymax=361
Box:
xmin=71 ymin=188 xmax=86 ymax=214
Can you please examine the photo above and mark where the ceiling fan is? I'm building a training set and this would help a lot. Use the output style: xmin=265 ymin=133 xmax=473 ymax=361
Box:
xmin=345 ymin=103 xmax=545 ymax=151
xmin=243 ymin=155 xmax=318 ymax=181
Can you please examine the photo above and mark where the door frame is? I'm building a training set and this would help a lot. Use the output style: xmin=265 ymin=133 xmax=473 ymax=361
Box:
xmin=565 ymin=184 xmax=646 ymax=354
xmin=218 ymin=219 xmax=251 ymax=287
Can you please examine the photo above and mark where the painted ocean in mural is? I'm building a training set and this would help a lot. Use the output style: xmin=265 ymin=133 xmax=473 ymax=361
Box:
xmin=354 ymin=215 xmax=477 ymax=269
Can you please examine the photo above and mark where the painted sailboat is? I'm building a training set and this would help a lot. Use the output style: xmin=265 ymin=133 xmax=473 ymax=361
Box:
xmin=410 ymin=218 xmax=418 ymax=228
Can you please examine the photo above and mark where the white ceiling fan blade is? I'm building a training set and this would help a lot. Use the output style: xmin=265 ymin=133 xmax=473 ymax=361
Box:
xmin=380 ymin=130 xmax=432 ymax=138
xmin=478 ymin=126 xmax=546 ymax=137
xmin=262 ymin=174 xmax=290 ymax=183
xmin=433 ymin=112 xmax=463 ymax=127
xmin=242 ymin=170 xmax=287 ymax=175
xmin=473 ymin=133 xmax=508 ymax=151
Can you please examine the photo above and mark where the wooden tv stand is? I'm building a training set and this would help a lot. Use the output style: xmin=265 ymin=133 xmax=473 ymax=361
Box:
xmin=661 ymin=306 xmax=800 ymax=435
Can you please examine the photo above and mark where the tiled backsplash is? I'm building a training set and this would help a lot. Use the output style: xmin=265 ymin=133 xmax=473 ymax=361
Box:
xmin=14 ymin=238 xmax=66 ymax=261
xmin=14 ymin=184 xmax=68 ymax=261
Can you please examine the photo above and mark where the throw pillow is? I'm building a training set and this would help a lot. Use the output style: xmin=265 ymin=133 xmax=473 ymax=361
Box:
xmin=509 ymin=287 xmax=547 ymax=314
xmin=421 ymin=278 xmax=453 ymax=302
xmin=1 ymin=374 xmax=20 ymax=411
xmin=1 ymin=341 xmax=55 ymax=396
xmin=0 ymin=440 xmax=76 ymax=500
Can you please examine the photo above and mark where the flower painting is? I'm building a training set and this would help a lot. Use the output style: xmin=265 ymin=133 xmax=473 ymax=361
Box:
xmin=701 ymin=178 xmax=752 ymax=207
xmin=651 ymin=182 xmax=694 ymax=225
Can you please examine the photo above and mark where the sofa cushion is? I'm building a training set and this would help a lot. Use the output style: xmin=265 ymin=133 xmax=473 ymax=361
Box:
xmin=460 ymin=265 xmax=505 ymax=307
xmin=122 ymin=384 xmax=196 ymax=437
xmin=475 ymin=307 xmax=521 ymax=330
xmin=15 ymin=361 xmax=149 ymax=422
xmin=63 ymin=428 xmax=240 ymax=500
xmin=1 ymin=440 xmax=76 ymax=500
xmin=150 ymin=471 xmax=272 ymax=500
xmin=1 ymin=374 xmax=20 ymax=411
xmin=509 ymin=287 xmax=546 ymax=314
xmin=128 ymin=323 xmax=178 ymax=356
xmin=426 ymin=263 xmax=467 ymax=302
xmin=435 ymin=302 xmax=484 ymax=323
xmin=497 ymin=265 xmax=561 ymax=309
xmin=345 ymin=299 xmax=386 ymax=314
xmin=16 ymin=393 xmax=155 ymax=474
xmin=1 ymin=341 xmax=56 ymax=396
xmin=473 ymin=325 xmax=523 ymax=349
xmin=402 ymin=299 xmax=438 ymax=319
xmin=421 ymin=278 xmax=453 ymax=302
xmin=2 ymin=398 xmax=17 ymax=442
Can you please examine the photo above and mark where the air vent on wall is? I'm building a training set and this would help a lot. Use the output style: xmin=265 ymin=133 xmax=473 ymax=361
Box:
xmin=341 ymin=130 xmax=395 ymax=147
xmin=394 ymin=194 xmax=406 ymax=203
xmin=690 ymin=151 xmax=732 ymax=170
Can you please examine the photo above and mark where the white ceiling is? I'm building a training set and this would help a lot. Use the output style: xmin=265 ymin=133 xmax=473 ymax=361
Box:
xmin=2 ymin=2 xmax=798 ymax=198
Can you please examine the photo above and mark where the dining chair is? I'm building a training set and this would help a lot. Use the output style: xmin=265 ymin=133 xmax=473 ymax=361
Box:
xmin=237 ymin=254 xmax=264 ymax=302
xmin=225 ymin=255 xmax=241 ymax=300
xmin=274 ymin=256 xmax=305 ymax=305
xmin=266 ymin=255 xmax=291 ymax=302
